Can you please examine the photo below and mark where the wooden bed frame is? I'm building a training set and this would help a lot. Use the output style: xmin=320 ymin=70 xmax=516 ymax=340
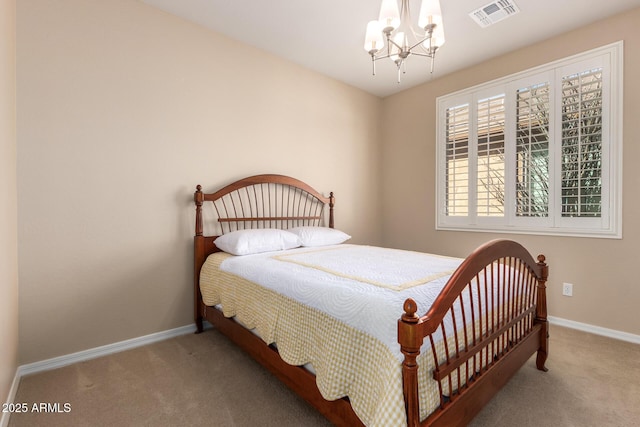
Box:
xmin=193 ymin=174 xmax=549 ymax=427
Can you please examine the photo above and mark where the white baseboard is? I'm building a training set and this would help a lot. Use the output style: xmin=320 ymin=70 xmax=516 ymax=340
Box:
xmin=549 ymin=316 xmax=640 ymax=344
xmin=0 ymin=369 xmax=22 ymax=427
xmin=18 ymin=324 xmax=198 ymax=377
xmin=19 ymin=318 xmax=630 ymax=378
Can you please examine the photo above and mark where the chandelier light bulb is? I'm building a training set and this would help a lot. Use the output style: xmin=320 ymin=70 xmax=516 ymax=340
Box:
xmin=430 ymin=21 xmax=445 ymax=48
xmin=364 ymin=20 xmax=384 ymax=53
xmin=418 ymin=0 xmax=443 ymax=30
xmin=378 ymin=0 xmax=400 ymax=32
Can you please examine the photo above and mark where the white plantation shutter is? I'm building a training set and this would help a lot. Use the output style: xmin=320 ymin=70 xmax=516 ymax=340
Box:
xmin=476 ymin=94 xmax=506 ymax=217
xmin=560 ymin=68 xmax=603 ymax=218
xmin=436 ymin=42 xmax=622 ymax=238
xmin=445 ymin=103 xmax=470 ymax=216
xmin=515 ymin=82 xmax=550 ymax=217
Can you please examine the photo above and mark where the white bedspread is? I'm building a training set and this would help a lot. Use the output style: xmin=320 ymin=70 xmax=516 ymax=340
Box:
xmin=219 ymin=244 xmax=462 ymax=360
xmin=202 ymin=243 xmax=525 ymax=426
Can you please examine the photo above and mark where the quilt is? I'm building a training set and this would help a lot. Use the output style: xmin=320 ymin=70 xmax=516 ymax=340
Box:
xmin=199 ymin=244 xmax=465 ymax=426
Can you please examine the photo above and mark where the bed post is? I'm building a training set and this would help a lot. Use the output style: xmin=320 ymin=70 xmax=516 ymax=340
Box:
xmin=194 ymin=185 xmax=204 ymax=333
xmin=328 ymin=192 xmax=335 ymax=229
xmin=195 ymin=185 xmax=203 ymax=237
xmin=398 ymin=298 xmax=423 ymax=427
xmin=535 ymin=254 xmax=549 ymax=371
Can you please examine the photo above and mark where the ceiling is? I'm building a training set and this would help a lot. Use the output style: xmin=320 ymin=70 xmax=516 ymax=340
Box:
xmin=142 ymin=0 xmax=640 ymax=98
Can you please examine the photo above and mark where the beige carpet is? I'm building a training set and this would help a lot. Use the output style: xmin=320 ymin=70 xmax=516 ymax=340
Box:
xmin=8 ymin=325 xmax=640 ymax=426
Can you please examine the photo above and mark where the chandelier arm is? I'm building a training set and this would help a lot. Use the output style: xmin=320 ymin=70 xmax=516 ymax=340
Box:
xmin=410 ymin=51 xmax=437 ymax=58
xmin=386 ymin=36 xmax=403 ymax=51
xmin=408 ymin=36 xmax=431 ymax=52
xmin=371 ymin=52 xmax=393 ymax=61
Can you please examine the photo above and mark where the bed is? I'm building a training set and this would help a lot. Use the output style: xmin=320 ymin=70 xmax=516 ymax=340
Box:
xmin=193 ymin=174 xmax=549 ymax=427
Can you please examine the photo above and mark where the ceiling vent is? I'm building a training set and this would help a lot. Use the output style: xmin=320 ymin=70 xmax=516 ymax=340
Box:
xmin=469 ymin=0 xmax=520 ymax=28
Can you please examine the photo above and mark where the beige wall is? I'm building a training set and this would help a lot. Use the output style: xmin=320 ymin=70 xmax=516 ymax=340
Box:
xmin=16 ymin=0 xmax=382 ymax=363
xmin=1 ymin=0 xmax=18 ymax=405
xmin=381 ymin=8 xmax=640 ymax=336
xmin=15 ymin=0 xmax=640 ymax=366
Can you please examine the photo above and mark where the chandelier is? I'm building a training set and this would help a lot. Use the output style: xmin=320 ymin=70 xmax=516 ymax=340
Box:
xmin=364 ymin=0 xmax=445 ymax=83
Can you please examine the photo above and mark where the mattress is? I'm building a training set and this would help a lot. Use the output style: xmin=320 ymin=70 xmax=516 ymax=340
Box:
xmin=199 ymin=244 xmax=467 ymax=427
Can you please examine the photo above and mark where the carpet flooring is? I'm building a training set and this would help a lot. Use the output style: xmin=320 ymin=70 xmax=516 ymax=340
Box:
xmin=8 ymin=325 xmax=640 ymax=426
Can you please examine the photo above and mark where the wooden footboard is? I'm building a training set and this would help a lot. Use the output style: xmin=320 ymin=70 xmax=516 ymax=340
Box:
xmin=398 ymin=240 xmax=549 ymax=427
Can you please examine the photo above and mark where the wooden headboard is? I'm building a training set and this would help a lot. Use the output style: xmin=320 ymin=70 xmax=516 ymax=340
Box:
xmin=195 ymin=174 xmax=334 ymax=237
xmin=193 ymin=174 xmax=335 ymax=329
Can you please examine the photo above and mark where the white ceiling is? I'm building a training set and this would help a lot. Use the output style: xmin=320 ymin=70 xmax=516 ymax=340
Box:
xmin=142 ymin=0 xmax=640 ymax=98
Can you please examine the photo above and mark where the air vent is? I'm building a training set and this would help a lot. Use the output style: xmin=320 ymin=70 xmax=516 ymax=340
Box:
xmin=469 ymin=0 xmax=520 ymax=28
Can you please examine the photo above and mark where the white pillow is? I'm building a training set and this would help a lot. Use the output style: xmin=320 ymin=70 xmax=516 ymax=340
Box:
xmin=288 ymin=226 xmax=351 ymax=247
xmin=214 ymin=229 xmax=301 ymax=256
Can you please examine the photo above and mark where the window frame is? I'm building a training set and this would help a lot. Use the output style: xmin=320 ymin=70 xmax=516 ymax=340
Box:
xmin=436 ymin=42 xmax=623 ymax=238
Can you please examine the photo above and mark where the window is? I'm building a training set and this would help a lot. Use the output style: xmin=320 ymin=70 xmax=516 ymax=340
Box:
xmin=436 ymin=42 xmax=622 ymax=238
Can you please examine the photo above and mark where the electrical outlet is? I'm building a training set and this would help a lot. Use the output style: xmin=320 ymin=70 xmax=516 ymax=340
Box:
xmin=562 ymin=282 xmax=573 ymax=297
